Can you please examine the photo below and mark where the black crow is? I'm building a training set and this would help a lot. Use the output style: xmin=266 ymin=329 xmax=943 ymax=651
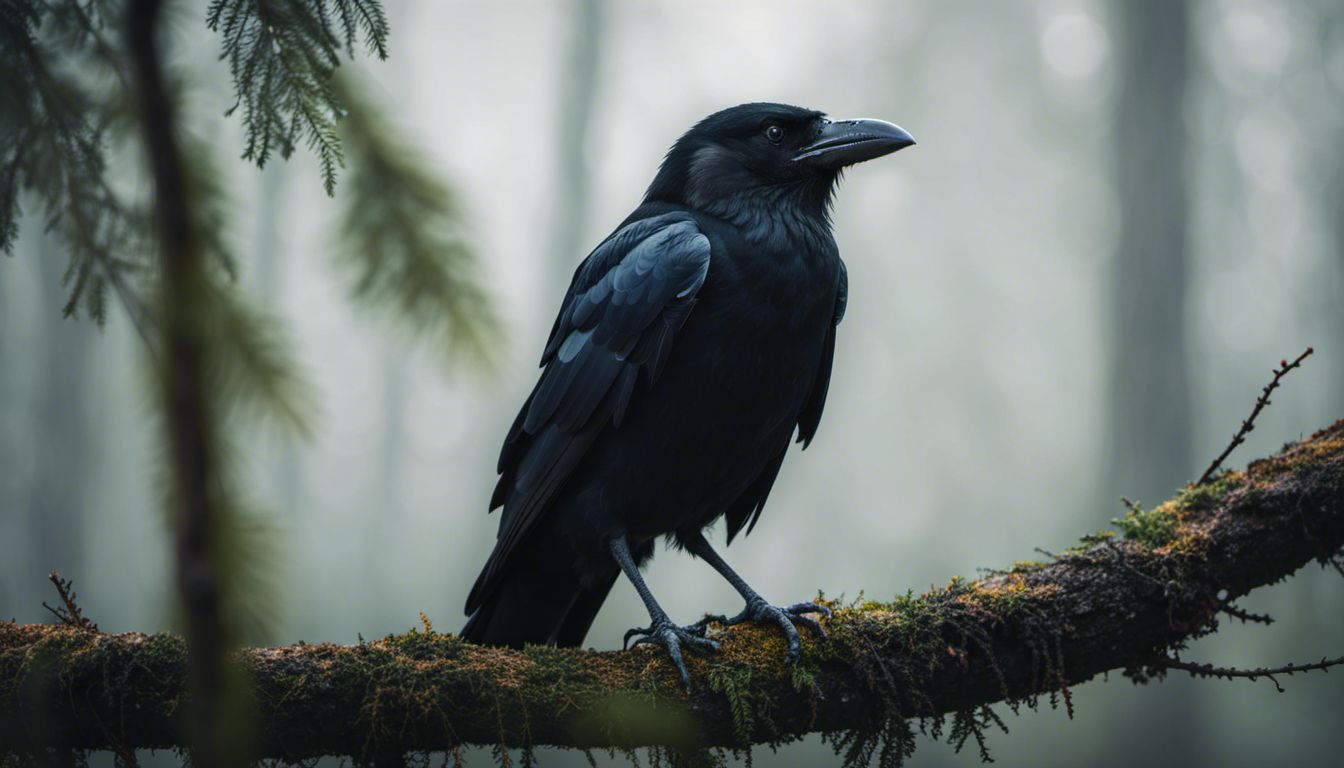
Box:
xmin=462 ymin=103 xmax=913 ymax=684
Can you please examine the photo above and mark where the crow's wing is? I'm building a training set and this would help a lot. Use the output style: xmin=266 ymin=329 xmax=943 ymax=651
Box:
xmin=724 ymin=259 xmax=847 ymax=544
xmin=796 ymin=258 xmax=846 ymax=448
xmin=466 ymin=213 xmax=712 ymax=614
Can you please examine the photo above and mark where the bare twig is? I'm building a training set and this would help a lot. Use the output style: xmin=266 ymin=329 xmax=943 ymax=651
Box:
xmin=1159 ymin=655 xmax=1344 ymax=694
xmin=1218 ymin=600 xmax=1274 ymax=626
xmin=1197 ymin=347 xmax=1313 ymax=485
xmin=41 ymin=571 xmax=98 ymax=631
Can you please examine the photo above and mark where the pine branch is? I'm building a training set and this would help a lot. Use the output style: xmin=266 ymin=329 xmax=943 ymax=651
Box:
xmin=333 ymin=74 xmax=499 ymax=366
xmin=3 ymin=418 xmax=1343 ymax=762
xmin=1 ymin=0 xmax=151 ymax=325
xmin=200 ymin=277 xmax=315 ymax=437
xmin=181 ymin=129 xmax=315 ymax=437
xmin=206 ymin=0 xmax=390 ymax=194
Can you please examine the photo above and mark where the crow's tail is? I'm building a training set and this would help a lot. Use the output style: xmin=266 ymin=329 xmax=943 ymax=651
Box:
xmin=461 ymin=564 xmax=618 ymax=648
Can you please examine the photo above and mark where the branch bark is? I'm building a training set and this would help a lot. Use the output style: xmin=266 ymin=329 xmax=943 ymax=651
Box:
xmin=3 ymin=420 xmax=1342 ymax=761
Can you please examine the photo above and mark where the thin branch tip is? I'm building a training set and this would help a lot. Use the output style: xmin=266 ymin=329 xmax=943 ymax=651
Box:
xmin=40 ymin=570 xmax=98 ymax=632
xmin=1196 ymin=347 xmax=1313 ymax=485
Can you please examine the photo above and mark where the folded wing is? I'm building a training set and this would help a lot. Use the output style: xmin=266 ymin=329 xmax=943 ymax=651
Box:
xmin=723 ymin=259 xmax=847 ymax=544
xmin=466 ymin=213 xmax=712 ymax=613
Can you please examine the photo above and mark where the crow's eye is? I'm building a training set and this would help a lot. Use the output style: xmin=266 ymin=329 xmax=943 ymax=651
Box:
xmin=764 ymin=124 xmax=784 ymax=144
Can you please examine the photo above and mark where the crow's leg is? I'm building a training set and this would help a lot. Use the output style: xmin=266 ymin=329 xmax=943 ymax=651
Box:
xmin=610 ymin=534 xmax=719 ymax=688
xmin=684 ymin=532 xmax=831 ymax=664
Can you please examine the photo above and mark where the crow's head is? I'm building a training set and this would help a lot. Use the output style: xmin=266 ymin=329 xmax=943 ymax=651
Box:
xmin=644 ymin=103 xmax=914 ymax=217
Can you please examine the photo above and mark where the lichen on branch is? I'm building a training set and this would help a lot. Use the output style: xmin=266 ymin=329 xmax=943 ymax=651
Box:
xmin=2 ymin=420 xmax=1342 ymax=765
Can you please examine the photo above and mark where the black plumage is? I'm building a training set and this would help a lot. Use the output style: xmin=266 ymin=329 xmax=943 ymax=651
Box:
xmin=462 ymin=103 xmax=913 ymax=683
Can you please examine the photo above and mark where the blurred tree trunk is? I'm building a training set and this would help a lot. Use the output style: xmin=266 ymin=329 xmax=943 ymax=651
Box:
xmin=0 ymin=233 xmax=41 ymax=612
xmin=1318 ymin=2 xmax=1344 ymax=757
xmin=1327 ymin=4 xmax=1344 ymax=425
xmin=251 ymin=164 xmax=304 ymax=518
xmin=127 ymin=0 xmax=237 ymax=763
xmin=364 ymin=0 xmax=415 ymax=593
xmin=366 ymin=338 xmax=410 ymax=616
xmin=29 ymin=234 xmax=95 ymax=591
xmin=1107 ymin=0 xmax=1193 ymax=504
xmin=1106 ymin=0 xmax=1196 ymax=764
xmin=549 ymin=0 xmax=606 ymax=294
xmin=372 ymin=347 xmax=408 ymax=519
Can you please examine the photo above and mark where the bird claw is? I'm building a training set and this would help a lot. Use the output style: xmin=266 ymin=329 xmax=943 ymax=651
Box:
xmin=713 ymin=598 xmax=831 ymax=664
xmin=624 ymin=615 xmax=720 ymax=689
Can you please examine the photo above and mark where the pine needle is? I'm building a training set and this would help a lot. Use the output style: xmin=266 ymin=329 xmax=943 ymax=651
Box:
xmin=332 ymin=74 xmax=500 ymax=368
xmin=206 ymin=0 xmax=390 ymax=195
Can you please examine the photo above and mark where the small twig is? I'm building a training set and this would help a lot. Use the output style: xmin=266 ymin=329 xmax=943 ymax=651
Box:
xmin=1197 ymin=347 xmax=1313 ymax=485
xmin=42 ymin=571 xmax=99 ymax=632
xmin=1218 ymin=600 xmax=1274 ymax=626
xmin=1159 ymin=654 xmax=1344 ymax=693
xmin=113 ymin=742 xmax=140 ymax=768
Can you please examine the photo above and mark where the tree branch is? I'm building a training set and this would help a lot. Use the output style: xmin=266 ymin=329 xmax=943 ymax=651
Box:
xmin=1155 ymin=654 xmax=1344 ymax=694
xmin=2 ymin=419 xmax=1343 ymax=762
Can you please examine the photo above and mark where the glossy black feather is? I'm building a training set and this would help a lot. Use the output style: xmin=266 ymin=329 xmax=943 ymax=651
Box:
xmin=461 ymin=103 xmax=885 ymax=648
xmin=797 ymin=260 xmax=846 ymax=448
xmin=466 ymin=214 xmax=711 ymax=614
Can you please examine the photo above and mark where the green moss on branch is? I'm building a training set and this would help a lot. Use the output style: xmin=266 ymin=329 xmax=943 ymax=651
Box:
xmin=3 ymin=420 xmax=1343 ymax=763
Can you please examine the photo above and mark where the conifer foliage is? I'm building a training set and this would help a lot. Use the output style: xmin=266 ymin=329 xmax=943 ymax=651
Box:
xmin=3 ymin=0 xmax=494 ymax=367
xmin=206 ymin=0 xmax=389 ymax=195
xmin=1 ymin=0 xmax=150 ymax=326
xmin=334 ymin=75 xmax=498 ymax=364
xmin=4 ymin=0 xmax=495 ymax=616
xmin=3 ymin=3 xmax=495 ymax=757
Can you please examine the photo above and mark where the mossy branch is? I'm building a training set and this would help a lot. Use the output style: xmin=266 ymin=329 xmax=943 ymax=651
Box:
xmin=3 ymin=420 xmax=1343 ymax=762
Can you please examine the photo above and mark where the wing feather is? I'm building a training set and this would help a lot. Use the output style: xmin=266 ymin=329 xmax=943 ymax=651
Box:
xmin=796 ymin=259 xmax=847 ymax=448
xmin=726 ymin=260 xmax=847 ymax=543
xmin=467 ymin=214 xmax=711 ymax=614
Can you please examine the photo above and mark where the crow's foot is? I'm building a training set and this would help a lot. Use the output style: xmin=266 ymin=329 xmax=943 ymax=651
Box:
xmin=690 ymin=599 xmax=831 ymax=664
xmin=624 ymin=615 xmax=720 ymax=689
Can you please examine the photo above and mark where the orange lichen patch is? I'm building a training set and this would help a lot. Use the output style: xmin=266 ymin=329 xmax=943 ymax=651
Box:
xmin=0 ymin=621 xmax=94 ymax=648
xmin=1272 ymin=435 xmax=1344 ymax=470
xmin=1246 ymin=420 xmax=1344 ymax=480
xmin=456 ymin=643 xmax=536 ymax=691
xmin=1152 ymin=524 xmax=1213 ymax=560
xmin=850 ymin=608 xmax=899 ymax=624
xmin=577 ymin=648 xmax=648 ymax=691
xmin=713 ymin=622 xmax=796 ymax=677
xmin=958 ymin=574 xmax=1059 ymax=609
xmin=251 ymin=640 xmax=345 ymax=670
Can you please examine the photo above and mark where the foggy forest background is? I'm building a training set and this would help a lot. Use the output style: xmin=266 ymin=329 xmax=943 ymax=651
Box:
xmin=2 ymin=0 xmax=1342 ymax=765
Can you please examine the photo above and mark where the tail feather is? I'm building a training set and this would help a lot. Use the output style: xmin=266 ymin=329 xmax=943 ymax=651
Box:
xmin=461 ymin=564 xmax=615 ymax=648
xmin=554 ymin=569 xmax=619 ymax=647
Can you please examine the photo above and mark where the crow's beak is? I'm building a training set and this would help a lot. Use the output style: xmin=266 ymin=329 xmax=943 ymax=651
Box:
xmin=793 ymin=119 xmax=915 ymax=168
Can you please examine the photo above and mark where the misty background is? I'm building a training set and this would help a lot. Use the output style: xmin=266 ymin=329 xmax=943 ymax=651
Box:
xmin=2 ymin=0 xmax=1342 ymax=765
